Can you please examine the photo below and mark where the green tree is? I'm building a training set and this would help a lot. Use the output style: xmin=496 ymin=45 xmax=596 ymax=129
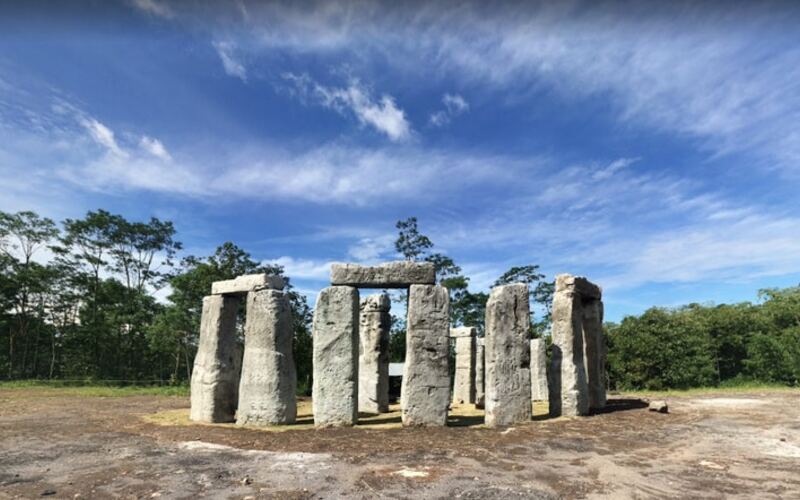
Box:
xmin=607 ymin=307 xmax=717 ymax=390
xmin=0 ymin=210 xmax=58 ymax=377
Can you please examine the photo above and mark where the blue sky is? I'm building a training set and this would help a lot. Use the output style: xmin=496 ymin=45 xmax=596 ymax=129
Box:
xmin=1 ymin=0 xmax=799 ymax=321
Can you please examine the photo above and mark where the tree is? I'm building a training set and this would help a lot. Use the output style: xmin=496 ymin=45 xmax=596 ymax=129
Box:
xmin=395 ymin=217 xmax=432 ymax=261
xmin=0 ymin=210 xmax=58 ymax=377
xmin=607 ymin=307 xmax=717 ymax=390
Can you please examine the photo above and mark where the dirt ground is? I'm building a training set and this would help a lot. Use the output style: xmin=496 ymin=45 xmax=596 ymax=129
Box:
xmin=1 ymin=388 xmax=798 ymax=499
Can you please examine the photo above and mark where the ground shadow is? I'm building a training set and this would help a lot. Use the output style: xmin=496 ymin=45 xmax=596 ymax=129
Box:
xmin=589 ymin=397 xmax=648 ymax=415
xmin=447 ymin=414 xmax=486 ymax=427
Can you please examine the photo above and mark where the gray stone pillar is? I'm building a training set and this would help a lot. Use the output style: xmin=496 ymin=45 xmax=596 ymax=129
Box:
xmin=450 ymin=327 xmax=476 ymax=405
xmin=312 ymin=286 xmax=359 ymax=427
xmin=401 ymin=284 xmax=450 ymax=426
xmin=484 ymin=284 xmax=532 ymax=427
xmin=190 ymin=295 xmax=242 ymax=423
xmin=475 ymin=338 xmax=485 ymax=409
xmin=530 ymin=338 xmax=548 ymax=401
xmin=236 ymin=289 xmax=297 ymax=425
xmin=550 ymin=274 xmax=599 ymax=417
xmin=358 ymin=293 xmax=391 ymax=414
xmin=583 ymin=299 xmax=606 ymax=410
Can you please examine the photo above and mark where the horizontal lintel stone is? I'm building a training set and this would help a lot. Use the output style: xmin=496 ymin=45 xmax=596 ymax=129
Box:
xmin=330 ymin=261 xmax=435 ymax=288
xmin=450 ymin=326 xmax=477 ymax=338
xmin=212 ymin=274 xmax=285 ymax=295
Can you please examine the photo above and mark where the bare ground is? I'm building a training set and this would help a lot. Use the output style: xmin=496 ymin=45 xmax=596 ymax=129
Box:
xmin=0 ymin=388 xmax=798 ymax=499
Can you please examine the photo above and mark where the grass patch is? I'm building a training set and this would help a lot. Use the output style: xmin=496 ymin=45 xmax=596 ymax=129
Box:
xmin=144 ymin=400 xmax=552 ymax=432
xmin=0 ymin=380 xmax=189 ymax=397
xmin=619 ymin=381 xmax=796 ymax=398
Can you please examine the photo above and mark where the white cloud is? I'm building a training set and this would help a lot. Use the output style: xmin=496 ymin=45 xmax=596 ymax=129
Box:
xmin=232 ymin=3 xmax=800 ymax=173
xmin=212 ymin=41 xmax=247 ymax=82
xmin=264 ymin=256 xmax=333 ymax=281
xmin=283 ymin=73 xmax=411 ymax=141
xmin=130 ymin=0 xmax=174 ymax=19
xmin=139 ymin=135 xmax=172 ymax=161
xmin=79 ymin=117 xmax=127 ymax=158
xmin=347 ymin=234 xmax=396 ymax=262
xmin=429 ymin=93 xmax=469 ymax=127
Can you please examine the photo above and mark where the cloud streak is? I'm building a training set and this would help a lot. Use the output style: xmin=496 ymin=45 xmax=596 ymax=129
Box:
xmin=283 ymin=73 xmax=411 ymax=141
xmin=213 ymin=41 xmax=247 ymax=81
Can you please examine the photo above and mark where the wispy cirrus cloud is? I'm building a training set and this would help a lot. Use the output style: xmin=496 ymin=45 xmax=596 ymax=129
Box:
xmin=430 ymin=93 xmax=469 ymax=127
xmin=130 ymin=0 xmax=174 ymax=19
xmin=282 ymin=72 xmax=411 ymax=142
xmin=203 ymin=2 xmax=800 ymax=173
xmin=212 ymin=40 xmax=247 ymax=81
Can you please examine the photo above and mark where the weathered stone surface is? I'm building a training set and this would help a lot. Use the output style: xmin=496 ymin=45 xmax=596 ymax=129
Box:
xmin=211 ymin=273 xmax=285 ymax=295
xmin=401 ymin=284 xmax=450 ymax=426
xmin=550 ymin=274 xmax=590 ymax=417
xmin=330 ymin=261 xmax=435 ymax=288
xmin=556 ymin=274 xmax=601 ymax=300
xmin=312 ymin=286 xmax=359 ymax=427
xmin=530 ymin=338 xmax=549 ymax=401
xmin=582 ymin=299 xmax=607 ymax=410
xmin=190 ymin=295 xmax=242 ymax=423
xmin=484 ymin=284 xmax=532 ymax=427
xmin=236 ymin=289 xmax=296 ymax=426
xmin=450 ymin=327 xmax=476 ymax=405
xmin=475 ymin=338 xmax=485 ymax=409
xmin=358 ymin=293 xmax=391 ymax=414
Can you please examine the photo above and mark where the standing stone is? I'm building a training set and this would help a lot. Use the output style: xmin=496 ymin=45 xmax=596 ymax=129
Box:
xmin=312 ymin=286 xmax=359 ymax=427
xmin=549 ymin=274 xmax=590 ymax=417
xmin=450 ymin=327 xmax=477 ymax=405
xmin=484 ymin=284 xmax=532 ymax=427
xmin=237 ymin=289 xmax=296 ymax=426
xmin=190 ymin=295 xmax=242 ymax=423
xmin=475 ymin=338 xmax=485 ymax=409
xmin=583 ymin=299 xmax=607 ymax=410
xmin=401 ymin=284 xmax=450 ymax=426
xmin=530 ymin=338 xmax=549 ymax=401
xmin=358 ymin=293 xmax=391 ymax=414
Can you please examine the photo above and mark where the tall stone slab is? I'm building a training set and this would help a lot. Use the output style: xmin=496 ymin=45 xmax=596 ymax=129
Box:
xmin=190 ymin=295 xmax=242 ymax=423
xmin=312 ymin=286 xmax=359 ymax=427
xmin=450 ymin=327 xmax=476 ymax=405
xmin=583 ymin=299 xmax=607 ymax=410
xmin=358 ymin=293 xmax=391 ymax=414
xmin=475 ymin=338 xmax=485 ymax=409
xmin=530 ymin=338 xmax=549 ymax=401
xmin=401 ymin=284 xmax=450 ymax=426
xmin=549 ymin=274 xmax=590 ymax=417
xmin=237 ymin=289 xmax=296 ymax=426
xmin=484 ymin=283 xmax=532 ymax=427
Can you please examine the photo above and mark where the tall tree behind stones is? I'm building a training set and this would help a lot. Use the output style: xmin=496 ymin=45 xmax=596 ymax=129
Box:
xmin=390 ymin=217 xmax=470 ymax=361
xmin=153 ymin=242 xmax=313 ymax=390
xmin=0 ymin=211 xmax=58 ymax=378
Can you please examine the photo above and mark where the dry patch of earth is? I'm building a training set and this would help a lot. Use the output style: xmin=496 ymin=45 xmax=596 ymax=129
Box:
xmin=0 ymin=388 xmax=798 ymax=498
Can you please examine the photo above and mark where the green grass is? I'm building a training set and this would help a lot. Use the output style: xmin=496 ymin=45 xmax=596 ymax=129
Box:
xmin=0 ymin=379 xmax=189 ymax=397
xmin=619 ymin=380 xmax=796 ymax=398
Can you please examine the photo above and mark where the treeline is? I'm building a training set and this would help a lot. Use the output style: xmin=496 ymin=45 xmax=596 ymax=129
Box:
xmin=3 ymin=209 xmax=796 ymax=391
xmin=0 ymin=211 xmax=552 ymax=390
xmin=0 ymin=210 xmax=311 ymax=387
xmin=606 ymin=288 xmax=800 ymax=390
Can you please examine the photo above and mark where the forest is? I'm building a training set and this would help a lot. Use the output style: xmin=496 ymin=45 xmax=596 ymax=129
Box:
xmin=0 ymin=209 xmax=797 ymax=391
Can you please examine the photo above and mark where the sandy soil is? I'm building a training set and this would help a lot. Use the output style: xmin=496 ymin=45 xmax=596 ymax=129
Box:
xmin=0 ymin=388 xmax=798 ymax=499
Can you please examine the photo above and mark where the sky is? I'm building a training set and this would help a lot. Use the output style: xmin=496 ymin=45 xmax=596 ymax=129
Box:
xmin=1 ymin=0 xmax=799 ymax=321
